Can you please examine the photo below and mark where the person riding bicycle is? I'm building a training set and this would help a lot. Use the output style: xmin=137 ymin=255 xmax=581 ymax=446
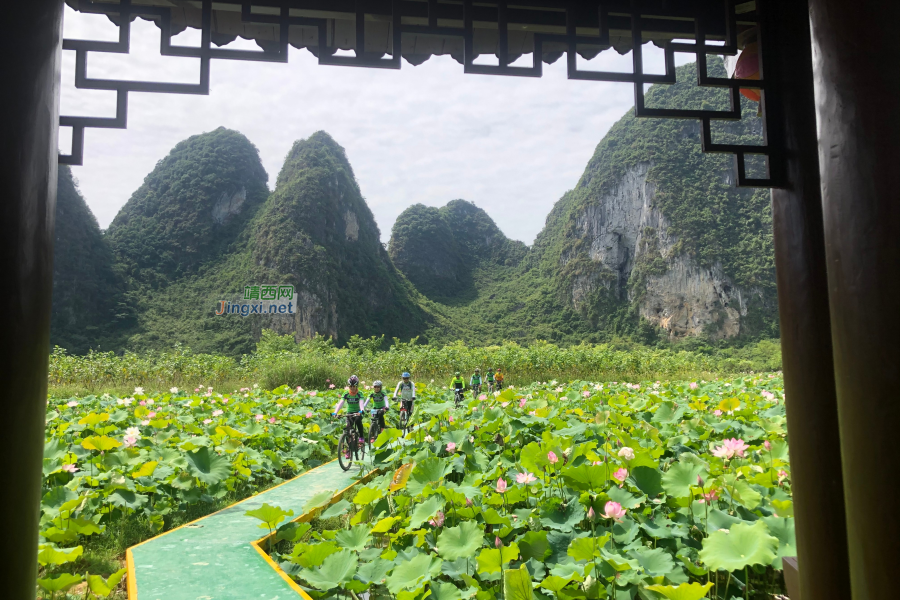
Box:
xmin=393 ymin=371 xmax=416 ymax=416
xmin=368 ymin=380 xmax=390 ymax=437
xmin=485 ymin=367 xmax=495 ymax=391
xmin=333 ymin=375 xmax=366 ymax=441
xmin=450 ymin=371 xmax=466 ymax=402
xmin=494 ymin=367 xmax=505 ymax=390
xmin=470 ymin=368 xmax=482 ymax=398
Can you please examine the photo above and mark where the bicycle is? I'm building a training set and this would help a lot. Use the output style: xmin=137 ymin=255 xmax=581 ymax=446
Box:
xmin=337 ymin=413 xmax=366 ymax=471
xmin=471 ymin=384 xmax=481 ymax=400
xmin=368 ymin=407 xmax=386 ymax=446
xmin=397 ymin=401 xmax=411 ymax=434
xmin=454 ymin=387 xmax=466 ymax=408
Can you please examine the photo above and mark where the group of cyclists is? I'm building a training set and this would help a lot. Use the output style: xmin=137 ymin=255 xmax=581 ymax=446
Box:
xmin=331 ymin=368 xmax=504 ymax=469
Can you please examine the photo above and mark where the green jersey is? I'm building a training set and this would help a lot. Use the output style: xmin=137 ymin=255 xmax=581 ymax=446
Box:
xmin=486 ymin=371 xmax=495 ymax=382
xmin=450 ymin=376 xmax=465 ymax=390
xmin=342 ymin=392 xmax=364 ymax=413
xmin=369 ymin=391 xmax=388 ymax=409
xmin=470 ymin=374 xmax=482 ymax=386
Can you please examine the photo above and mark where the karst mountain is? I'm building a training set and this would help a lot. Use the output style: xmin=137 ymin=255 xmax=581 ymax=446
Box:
xmin=50 ymin=59 xmax=778 ymax=354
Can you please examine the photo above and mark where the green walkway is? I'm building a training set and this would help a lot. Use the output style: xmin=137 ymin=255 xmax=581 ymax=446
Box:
xmin=128 ymin=460 xmax=362 ymax=600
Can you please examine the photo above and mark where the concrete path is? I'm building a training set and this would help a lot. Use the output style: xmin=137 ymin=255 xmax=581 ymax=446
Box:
xmin=127 ymin=460 xmax=363 ymax=600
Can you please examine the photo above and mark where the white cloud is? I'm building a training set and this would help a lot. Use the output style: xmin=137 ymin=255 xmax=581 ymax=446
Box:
xmin=61 ymin=6 xmax=688 ymax=244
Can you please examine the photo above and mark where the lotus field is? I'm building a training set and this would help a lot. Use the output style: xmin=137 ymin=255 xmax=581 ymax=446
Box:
xmin=39 ymin=376 xmax=792 ymax=599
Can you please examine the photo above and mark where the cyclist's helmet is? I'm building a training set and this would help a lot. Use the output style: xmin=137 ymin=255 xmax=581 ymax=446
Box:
xmin=402 ymin=371 xmax=411 ymax=378
xmin=475 ymin=367 xmax=481 ymax=372
xmin=348 ymin=375 xmax=360 ymax=386
xmin=455 ymin=371 xmax=461 ymax=376
xmin=373 ymin=380 xmax=383 ymax=388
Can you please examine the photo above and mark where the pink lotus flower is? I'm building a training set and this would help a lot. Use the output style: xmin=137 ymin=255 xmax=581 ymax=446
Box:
xmin=67 ymin=401 xmax=78 ymax=407
xmin=147 ymin=399 xmax=155 ymax=405
xmin=255 ymin=414 xmax=264 ymax=421
xmin=203 ymin=419 xmax=212 ymax=425
xmin=495 ymin=536 xmax=503 ymax=548
xmin=478 ymin=394 xmax=488 ymax=401
xmin=764 ymin=440 xmax=772 ymax=450
xmin=141 ymin=420 xmax=150 ymax=426
xmin=713 ymin=409 xmax=723 ymax=416
xmin=582 ymin=391 xmax=590 ymax=397
xmin=587 ymin=507 xmax=595 ymax=520
xmin=516 ymin=472 xmax=537 ymax=484
xmin=613 ymin=468 xmax=628 ymax=483
xmin=222 ymin=399 xmax=229 ymax=404
xmin=122 ymin=435 xmax=138 ymax=448
xmin=548 ymin=451 xmax=558 ymax=464
xmin=690 ymin=382 xmax=699 ymax=390
xmin=62 ymin=464 xmax=78 ymax=473
xmin=449 ymin=416 xmax=455 ymax=422
xmin=429 ymin=511 xmax=445 ymax=527
xmin=602 ymin=501 xmax=626 ymax=522
xmin=268 ymin=417 xmax=276 ymax=424
xmin=592 ymin=461 xmax=602 ymax=466
xmin=305 ymin=412 xmax=314 ymax=418
xmin=496 ymin=478 xmax=508 ymax=493
xmin=712 ymin=438 xmax=749 ymax=459
xmin=501 ymin=402 xmax=509 ymax=408
xmin=329 ymin=384 xmax=336 ymax=389
xmin=778 ymin=470 xmax=789 ymax=482
xmin=446 ymin=442 xmax=456 ymax=452
xmin=519 ymin=399 xmax=526 ymax=408
xmin=699 ymin=488 xmax=720 ymax=504
xmin=617 ymin=447 xmax=635 ymax=460
xmin=529 ymin=410 xmax=536 ymax=416
xmin=296 ymin=386 xmax=303 ymax=392
xmin=148 ymin=411 xmax=156 ymax=418
xmin=212 ymin=409 xmax=223 ymax=417
xmin=194 ymin=388 xmax=200 ymax=392
xmin=466 ymin=497 xmax=473 ymax=507
xmin=326 ymin=379 xmax=330 ymax=383
xmin=139 ymin=400 xmax=147 ymax=406
xmin=308 ymin=391 xmax=317 ymax=397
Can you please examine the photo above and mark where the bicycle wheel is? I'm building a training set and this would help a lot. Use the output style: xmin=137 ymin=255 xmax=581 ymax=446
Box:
xmin=337 ymin=433 xmax=352 ymax=471
xmin=353 ymin=431 xmax=366 ymax=462
xmin=369 ymin=421 xmax=382 ymax=446
xmin=399 ymin=409 xmax=409 ymax=433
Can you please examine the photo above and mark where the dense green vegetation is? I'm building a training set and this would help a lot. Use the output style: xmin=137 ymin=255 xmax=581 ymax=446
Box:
xmin=51 ymin=166 xmax=130 ymax=353
xmin=39 ymin=375 xmax=792 ymax=599
xmin=48 ymin=332 xmax=781 ymax=396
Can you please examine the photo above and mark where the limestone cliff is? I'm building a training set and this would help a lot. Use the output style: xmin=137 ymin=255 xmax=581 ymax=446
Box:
xmin=537 ymin=59 xmax=778 ymax=341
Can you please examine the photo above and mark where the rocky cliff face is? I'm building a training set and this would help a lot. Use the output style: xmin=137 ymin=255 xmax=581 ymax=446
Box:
xmin=566 ymin=162 xmax=763 ymax=339
xmin=540 ymin=59 xmax=778 ymax=341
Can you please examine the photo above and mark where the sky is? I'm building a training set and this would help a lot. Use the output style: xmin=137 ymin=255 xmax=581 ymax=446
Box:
xmin=61 ymin=6 xmax=689 ymax=244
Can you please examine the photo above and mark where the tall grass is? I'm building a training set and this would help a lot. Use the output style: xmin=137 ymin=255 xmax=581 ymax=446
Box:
xmin=49 ymin=334 xmax=782 ymax=395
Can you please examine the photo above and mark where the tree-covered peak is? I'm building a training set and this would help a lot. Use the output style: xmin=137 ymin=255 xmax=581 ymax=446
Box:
xmin=106 ymin=126 xmax=270 ymax=287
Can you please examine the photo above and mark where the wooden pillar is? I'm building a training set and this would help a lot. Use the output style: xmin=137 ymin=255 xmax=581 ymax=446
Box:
xmin=0 ymin=1 xmax=63 ymax=598
xmin=809 ymin=1 xmax=900 ymax=597
xmin=760 ymin=1 xmax=852 ymax=598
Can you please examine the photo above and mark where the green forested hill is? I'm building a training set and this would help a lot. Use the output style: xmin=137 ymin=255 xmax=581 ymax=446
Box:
xmin=51 ymin=166 xmax=130 ymax=353
xmin=51 ymin=60 xmax=777 ymax=355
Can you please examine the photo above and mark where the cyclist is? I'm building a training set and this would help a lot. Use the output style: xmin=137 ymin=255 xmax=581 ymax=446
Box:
xmin=494 ymin=367 xmax=505 ymax=390
xmin=333 ymin=375 xmax=366 ymax=441
xmin=470 ymin=367 xmax=482 ymax=399
xmin=368 ymin=380 xmax=390 ymax=438
xmin=450 ymin=371 xmax=466 ymax=403
xmin=393 ymin=371 xmax=416 ymax=416
xmin=485 ymin=367 xmax=495 ymax=392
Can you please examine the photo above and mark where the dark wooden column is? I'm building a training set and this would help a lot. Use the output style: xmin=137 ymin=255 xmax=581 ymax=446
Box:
xmin=759 ymin=1 xmax=852 ymax=598
xmin=0 ymin=1 xmax=63 ymax=598
xmin=809 ymin=1 xmax=900 ymax=597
